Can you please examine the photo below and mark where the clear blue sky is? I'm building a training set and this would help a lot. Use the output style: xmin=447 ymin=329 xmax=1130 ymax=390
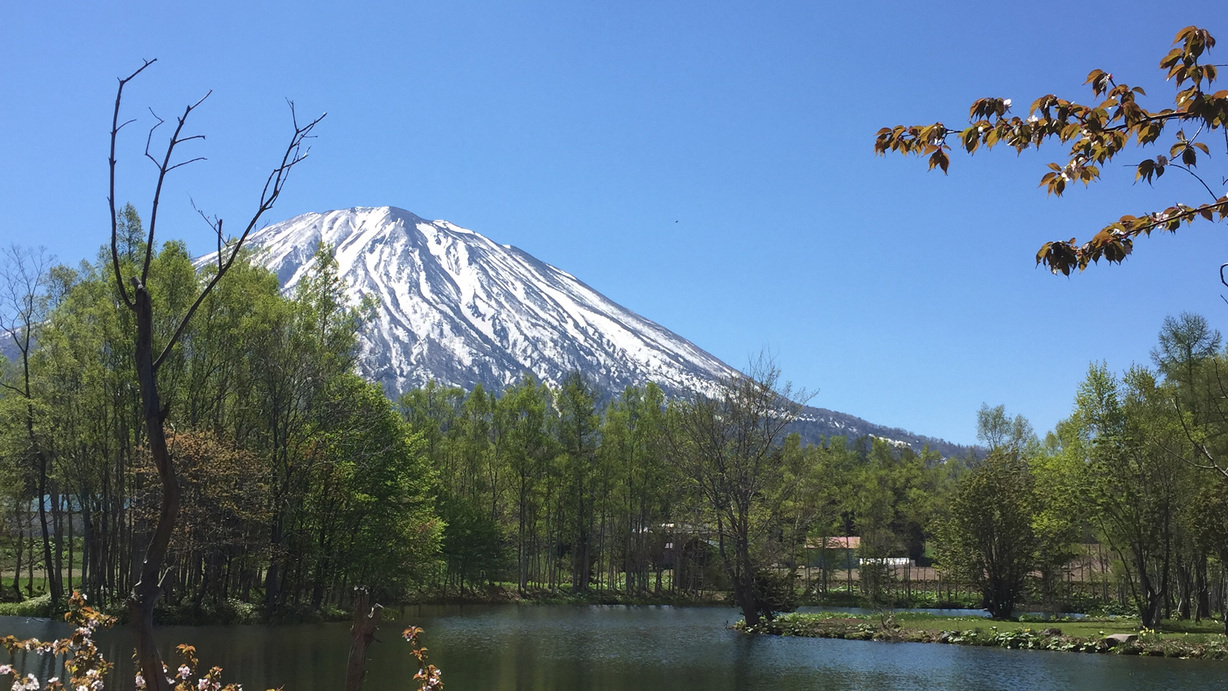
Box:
xmin=3 ymin=2 xmax=1225 ymax=446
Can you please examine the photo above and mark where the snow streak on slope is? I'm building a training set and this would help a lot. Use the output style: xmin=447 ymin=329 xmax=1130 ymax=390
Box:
xmin=225 ymin=206 xmax=737 ymax=398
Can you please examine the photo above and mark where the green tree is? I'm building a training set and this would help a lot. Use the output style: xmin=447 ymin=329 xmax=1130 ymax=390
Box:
xmin=796 ymin=438 xmax=857 ymax=597
xmin=976 ymin=404 xmax=1036 ymax=458
xmin=240 ymin=244 xmax=367 ymax=613
xmin=495 ymin=375 xmax=556 ymax=593
xmin=0 ymin=244 xmax=62 ymax=606
xmin=556 ymin=372 xmax=600 ymax=592
xmin=876 ymin=26 xmax=1228 ymax=276
xmin=1032 ymin=420 xmax=1089 ymax=616
xmin=600 ymin=383 xmax=673 ymax=595
xmin=304 ymin=375 xmax=441 ymax=603
xmin=1149 ymin=313 xmax=1221 ymax=619
xmin=1188 ymin=480 xmax=1228 ymax=634
xmin=1074 ymin=363 xmax=1183 ymax=628
xmin=670 ymin=359 xmax=806 ymax=626
xmin=939 ymin=449 xmax=1036 ymax=619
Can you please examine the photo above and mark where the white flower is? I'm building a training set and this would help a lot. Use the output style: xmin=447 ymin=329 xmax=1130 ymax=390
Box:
xmin=0 ymin=665 xmax=11 ymax=676
xmin=134 ymin=674 xmax=146 ymax=689
xmin=1003 ymin=98 xmax=1012 ymax=108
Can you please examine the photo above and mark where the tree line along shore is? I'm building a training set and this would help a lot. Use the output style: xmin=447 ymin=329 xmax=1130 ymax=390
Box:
xmin=4 ymin=225 xmax=1228 ymax=639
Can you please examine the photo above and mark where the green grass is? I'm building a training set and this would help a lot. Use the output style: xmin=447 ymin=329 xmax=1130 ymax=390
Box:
xmin=741 ymin=611 xmax=1228 ymax=659
xmin=0 ymin=594 xmax=53 ymax=617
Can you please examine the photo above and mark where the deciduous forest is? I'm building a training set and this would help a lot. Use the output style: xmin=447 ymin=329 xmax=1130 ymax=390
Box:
xmin=5 ymin=229 xmax=1228 ymax=637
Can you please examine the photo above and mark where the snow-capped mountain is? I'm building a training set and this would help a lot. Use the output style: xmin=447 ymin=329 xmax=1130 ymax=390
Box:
xmin=207 ymin=206 xmax=966 ymax=456
xmin=226 ymin=206 xmax=736 ymax=399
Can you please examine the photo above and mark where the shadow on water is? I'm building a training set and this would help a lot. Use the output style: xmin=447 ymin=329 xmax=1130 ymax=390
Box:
xmin=1 ymin=606 xmax=1224 ymax=690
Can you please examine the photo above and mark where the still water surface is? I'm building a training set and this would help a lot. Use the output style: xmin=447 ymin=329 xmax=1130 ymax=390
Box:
xmin=4 ymin=605 xmax=1227 ymax=690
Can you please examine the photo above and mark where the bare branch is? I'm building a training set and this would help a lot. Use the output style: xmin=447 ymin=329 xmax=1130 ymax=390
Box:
xmin=1170 ymin=377 xmax=1228 ymax=480
xmin=142 ymin=91 xmax=212 ymax=284
xmin=143 ymin=108 xmax=165 ymax=167
xmin=109 ymin=58 xmax=156 ymax=310
xmin=153 ymin=105 xmax=325 ymax=372
xmin=164 ymin=156 xmax=207 ymax=174
xmin=1168 ymin=163 xmax=1221 ymax=201
xmin=189 ymin=197 xmax=226 ymax=270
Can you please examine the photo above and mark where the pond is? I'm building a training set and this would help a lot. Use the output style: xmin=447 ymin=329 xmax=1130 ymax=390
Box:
xmin=3 ymin=605 xmax=1227 ymax=690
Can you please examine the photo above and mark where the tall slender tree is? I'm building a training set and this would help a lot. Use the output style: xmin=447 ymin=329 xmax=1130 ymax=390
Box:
xmin=106 ymin=60 xmax=322 ymax=690
xmin=0 ymin=245 xmax=61 ymax=606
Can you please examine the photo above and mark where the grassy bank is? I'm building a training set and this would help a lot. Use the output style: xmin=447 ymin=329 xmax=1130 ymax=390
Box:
xmin=0 ymin=586 xmax=728 ymax=625
xmin=417 ymin=583 xmax=729 ymax=607
xmin=739 ymin=611 xmax=1228 ymax=660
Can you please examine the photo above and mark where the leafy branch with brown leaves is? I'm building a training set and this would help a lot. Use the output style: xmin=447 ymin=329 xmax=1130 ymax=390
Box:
xmin=875 ymin=26 xmax=1228 ymax=276
xmin=404 ymin=626 xmax=444 ymax=691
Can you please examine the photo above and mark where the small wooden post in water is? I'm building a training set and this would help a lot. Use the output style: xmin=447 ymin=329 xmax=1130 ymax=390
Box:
xmin=346 ymin=587 xmax=383 ymax=691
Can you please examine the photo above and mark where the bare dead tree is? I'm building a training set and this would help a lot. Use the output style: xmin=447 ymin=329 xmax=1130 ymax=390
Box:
xmin=108 ymin=59 xmax=324 ymax=691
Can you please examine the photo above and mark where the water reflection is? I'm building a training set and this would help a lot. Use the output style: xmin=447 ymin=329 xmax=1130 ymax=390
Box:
xmin=1 ymin=606 xmax=1224 ymax=690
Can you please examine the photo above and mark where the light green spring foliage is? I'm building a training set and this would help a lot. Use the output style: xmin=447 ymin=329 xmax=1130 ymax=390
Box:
xmin=939 ymin=449 xmax=1037 ymax=620
xmin=0 ymin=232 xmax=442 ymax=610
xmin=7 ymin=217 xmax=1228 ymax=636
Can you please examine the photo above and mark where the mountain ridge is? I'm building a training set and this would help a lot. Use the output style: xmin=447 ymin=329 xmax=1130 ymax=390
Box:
xmin=201 ymin=206 xmax=968 ymax=457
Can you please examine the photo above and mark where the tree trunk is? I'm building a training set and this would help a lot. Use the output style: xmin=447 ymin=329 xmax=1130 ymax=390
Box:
xmin=1196 ymin=555 xmax=1210 ymax=621
xmin=127 ymin=284 xmax=181 ymax=691
xmin=344 ymin=588 xmax=381 ymax=691
xmin=264 ymin=515 xmax=285 ymax=614
xmin=36 ymin=444 xmax=61 ymax=607
xmin=11 ymin=522 xmax=23 ymax=599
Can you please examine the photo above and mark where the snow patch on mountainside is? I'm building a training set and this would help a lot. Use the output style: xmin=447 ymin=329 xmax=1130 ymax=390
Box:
xmin=194 ymin=205 xmax=968 ymax=457
xmin=207 ymin=206 xmax=736 ymax=399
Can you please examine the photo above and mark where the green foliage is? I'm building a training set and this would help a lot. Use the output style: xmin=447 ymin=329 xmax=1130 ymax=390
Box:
xmin=669 ymin=360 xmax=808 ymax=625
xmin=0 ymin=594 xmax=53 ymax=617
xmin=9 ymin=217 xmax=1228 ymax=642
xmin=939 ymin=449 xmax=1037 ymax=619
xmin=749 ymin=610 xmax=1228 ymax=658
xmin=0 ymin=235 xmax=443 ymax=617
xmin=976 ymin=404 xmax=1036 ymax=457
xmin=437 ymin=492 xmax=506 ymax=593
xmin=1073 ymin=363 xmax=1185 ymax=628
xmin=1029 ymin=431 xmax=1087 ymax=615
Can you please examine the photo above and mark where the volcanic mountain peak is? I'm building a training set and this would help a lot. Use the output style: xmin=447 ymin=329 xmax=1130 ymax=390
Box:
xmin=230 ymin=206 xmax=736 ymax=399
xmin=204 ymin=206 xmax=967 ymax=457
